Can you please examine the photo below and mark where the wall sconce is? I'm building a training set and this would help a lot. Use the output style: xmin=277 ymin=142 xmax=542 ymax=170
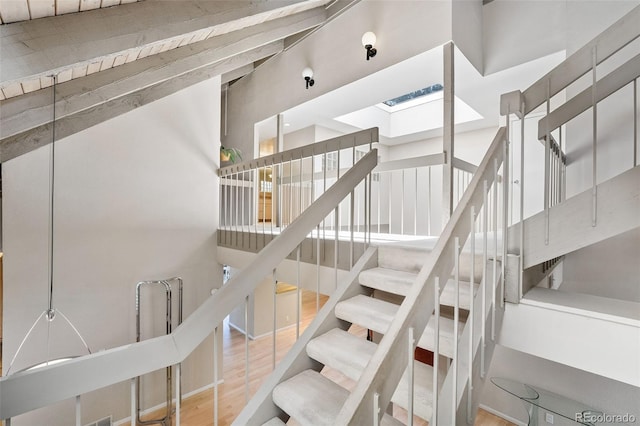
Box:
xmin=302 ymin=67 xmax=315 ymax=89
xmin=362 ymin=32 xmax=377 ymax=60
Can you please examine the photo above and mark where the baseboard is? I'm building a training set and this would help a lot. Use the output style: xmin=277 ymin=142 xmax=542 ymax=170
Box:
xmin=113 ymin=379 xmax=224 ymax=426
xmin=479 ymin=404 xmax=527 ymax=426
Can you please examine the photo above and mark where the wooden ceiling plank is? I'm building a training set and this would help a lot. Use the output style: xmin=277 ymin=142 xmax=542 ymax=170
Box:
xmin=71 ymin=64 xmax=88 ymax=79
xmin=56 ymin=0 xmax=79 ymax=15
xmin=86 ymin=61 xmax=102 ymax=75
xmin=2 ymin=1 xmax=328 ymax=84
xmin=0 ymin=0 xmax=31 ymax=23
xmin=40 ymin=75 xmax=53 ymax=88
xmin=1 ymin=6 xmax=325 ymax=150
xmin=27 ymin=0 xmax=55 ymax=19
xmin=100 ymin=0 xmax=121 ymax=8
xmin=125 ymin=49 xmax=142 ymax=63
xmin=20 ymin=78 xmax=41 ymax=93
xmin=99 ymin=56 xmax=116 ymax=71
xmin=178 ymin=34 xmax=196 ymax=48
xmin=112 ymin=54 xmax=127 ymax=67
xmin=56 ymin=68 xmax=73 ymax=83
xmin=1 ymin=82 xmax=24 ymax=98
xmin=79 ymin=0 xmax=101 ymax=12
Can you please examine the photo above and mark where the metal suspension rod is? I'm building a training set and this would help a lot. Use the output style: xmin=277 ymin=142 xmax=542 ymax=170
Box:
xmin=592 ymin=47 xmax=598 ymax=227
xmin=48 ymin=74 xmax=58 ymax=318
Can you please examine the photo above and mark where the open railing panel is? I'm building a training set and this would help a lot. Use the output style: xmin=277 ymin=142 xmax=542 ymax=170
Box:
xmin=335 ymin=127 xmax=509 ymax=425
xmin=502 ymin=5 xmax=640 ymax=299
xmin=0 ymin=146 xmax=378 ymax=425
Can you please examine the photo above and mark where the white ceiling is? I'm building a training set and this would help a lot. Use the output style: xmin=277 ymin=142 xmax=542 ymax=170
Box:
xmin=256 ymin=44 xmax=565 ymax=146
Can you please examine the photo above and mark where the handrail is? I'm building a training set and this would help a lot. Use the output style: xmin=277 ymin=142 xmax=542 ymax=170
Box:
xmin=452 ymin=157 xmax=478 ymax=175
xmin=0 ymin=149 xmax=378 ymax=420
xmin=335 ymin=128 xmax=506 ymax=424
xmin=515 ymin=5 xmax=640 ymax=116
xmin=537 ymin=52 xmax=640 ymax=139
xmin=372 ymin=153 xmax=445 ymax=173
xmin=219 ymin=127 xmax=378 ymax=176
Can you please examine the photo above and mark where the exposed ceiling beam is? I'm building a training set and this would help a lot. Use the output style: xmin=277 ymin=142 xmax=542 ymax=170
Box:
xmin=1 ymin=0 xmax=329 ymax=97
xmin=0 ymin=6 xmax=326 ymax=161
xmin=0 ymin=42 xmax=282 ymax=163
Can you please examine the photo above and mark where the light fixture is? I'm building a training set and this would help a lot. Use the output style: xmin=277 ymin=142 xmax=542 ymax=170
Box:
xmin=362 ymin=31 xmax=377 ymax=61
xmin=302 ymin=67 xmax=314 ymax=89
xmin=6 ymin=74 xmax=92 ymax=375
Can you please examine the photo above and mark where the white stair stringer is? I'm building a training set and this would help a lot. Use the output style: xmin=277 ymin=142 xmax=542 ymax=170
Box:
xmin=518 ymin=165 xmax=640 ymax=269
xmin=232 ymin=247 xmax=379 ymax=426
xmin=436 ymin=261 xmax=502 ymax=426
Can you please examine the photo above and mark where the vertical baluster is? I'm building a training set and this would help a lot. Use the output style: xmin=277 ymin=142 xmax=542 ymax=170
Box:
xmin=414 ymin=168 xmax=418 ymax=235
xmin=377 ymin=173 xmax=381 ymax=234
xmin=273 ymin=269 xmax=277 ymax=370
xmin=130 ymin=378 xmax=136 ymax=426
xmin=299 ymin=154 xmax=303 ymax=221
xmin=368 ymin=171 xmax=372 ymax=245
xmin=245 ymin=294 xmax=250 ymax=403
xmin=592 ymin=47 xmax=598 ymax=226
xmin=452 ymin=237 xmax=460 ymax=425
xmin=388 ymin=173 xmax=392 ymax=234
xmin=311 ymin=153 xmax=315 ymax=256
xmin=544 ymin=79 xmax=551 ymax=244
xmin=289 ymin=158 xmax=293 ymax=227
xmin=351 ymin=141 xmax=356 ymax=265
xmin=176 ymin=363 xmax=181 ymax=426
xmin=373 ymin=392 xmax=381 ymax=426
xmin=427 ymin=167 xmax=432 ymax=235
xmin=235 ymin=172 xmax=239 ymax=247
xmin=492 ymin=160 xmax=498 ymax=341
xmin=407 ymin=327 xmax=415 ymax=426
xmin=401 ymin=169 xmax=405 ymax=235
xmin=75 ymin=395 xmax=81 ymax=426
xmin=502 ymin=136 xmax=509 ymax=308
xmin=323 ymin=149 xmax=327 ymax=259
xmin=481 ymin=181 xmax=488 ymax=378
xmin=296 ymin=245 xmax=301 ymax=340
xmin=213 ymin=325 xmax=219 ymax=426
xmin=262 ymin=166 xmax=266 ymax=240
xmin=520 ymin=101 xmax=526 ymax=301
xmin=432 ymin=276 xmax=440 ymax=426
xmin=634 ymin=79 xmax=637 ymax=167
xmin=241 ymin=169 xmax=246 ymax=248
xmin=467 ymin=206 xmax=476 ymax=424
xmin=271 ymin=161 xmax=274 ymax=236
xmin=316 ymin=222 xmax=321 ymax=313
xmin=334 ymin=207 xmax=339 ymax=290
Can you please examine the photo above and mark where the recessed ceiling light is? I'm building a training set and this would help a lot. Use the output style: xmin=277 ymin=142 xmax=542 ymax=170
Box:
xmin=285 ymin=123 xmax=291 ymax=127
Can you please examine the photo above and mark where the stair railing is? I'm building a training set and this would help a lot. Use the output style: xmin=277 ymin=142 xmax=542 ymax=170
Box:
xmin=0 ymin=148 xmax=378 ymax=424
xmin=335 ymin=127 xmax=509 ymax=425
xmin=502 ymin=5 xmax=640 ymax=299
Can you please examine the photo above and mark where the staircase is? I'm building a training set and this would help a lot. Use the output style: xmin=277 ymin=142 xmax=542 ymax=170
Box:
xmin=266 ymin=242 xmax=483 ymax=425
xmin=235 ymin=126 xmax=508 ymax=425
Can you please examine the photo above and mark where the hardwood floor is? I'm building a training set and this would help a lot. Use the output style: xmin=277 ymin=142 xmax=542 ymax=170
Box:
xmin=127 ymin=290 xmax=514 ymax=426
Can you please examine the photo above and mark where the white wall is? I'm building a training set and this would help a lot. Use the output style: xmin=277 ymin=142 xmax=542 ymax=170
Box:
xmin=2 ymin=77 xmax=223 ymax=425
xmin=561 ymin=228 xmax=640 ymax=302
xmin=224 ymin=0 xmax=453 ymax=158
xmin=481 ymin=345 xmax=640 ymax=425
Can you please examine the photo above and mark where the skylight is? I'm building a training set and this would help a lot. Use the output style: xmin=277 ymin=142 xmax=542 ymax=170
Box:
xmin=382 ymin=84 xmax=444 ymax=107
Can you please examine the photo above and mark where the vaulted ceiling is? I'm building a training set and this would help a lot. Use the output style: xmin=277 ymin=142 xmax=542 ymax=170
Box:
xmin=0 ymin=0 xmax=354 ymax=162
